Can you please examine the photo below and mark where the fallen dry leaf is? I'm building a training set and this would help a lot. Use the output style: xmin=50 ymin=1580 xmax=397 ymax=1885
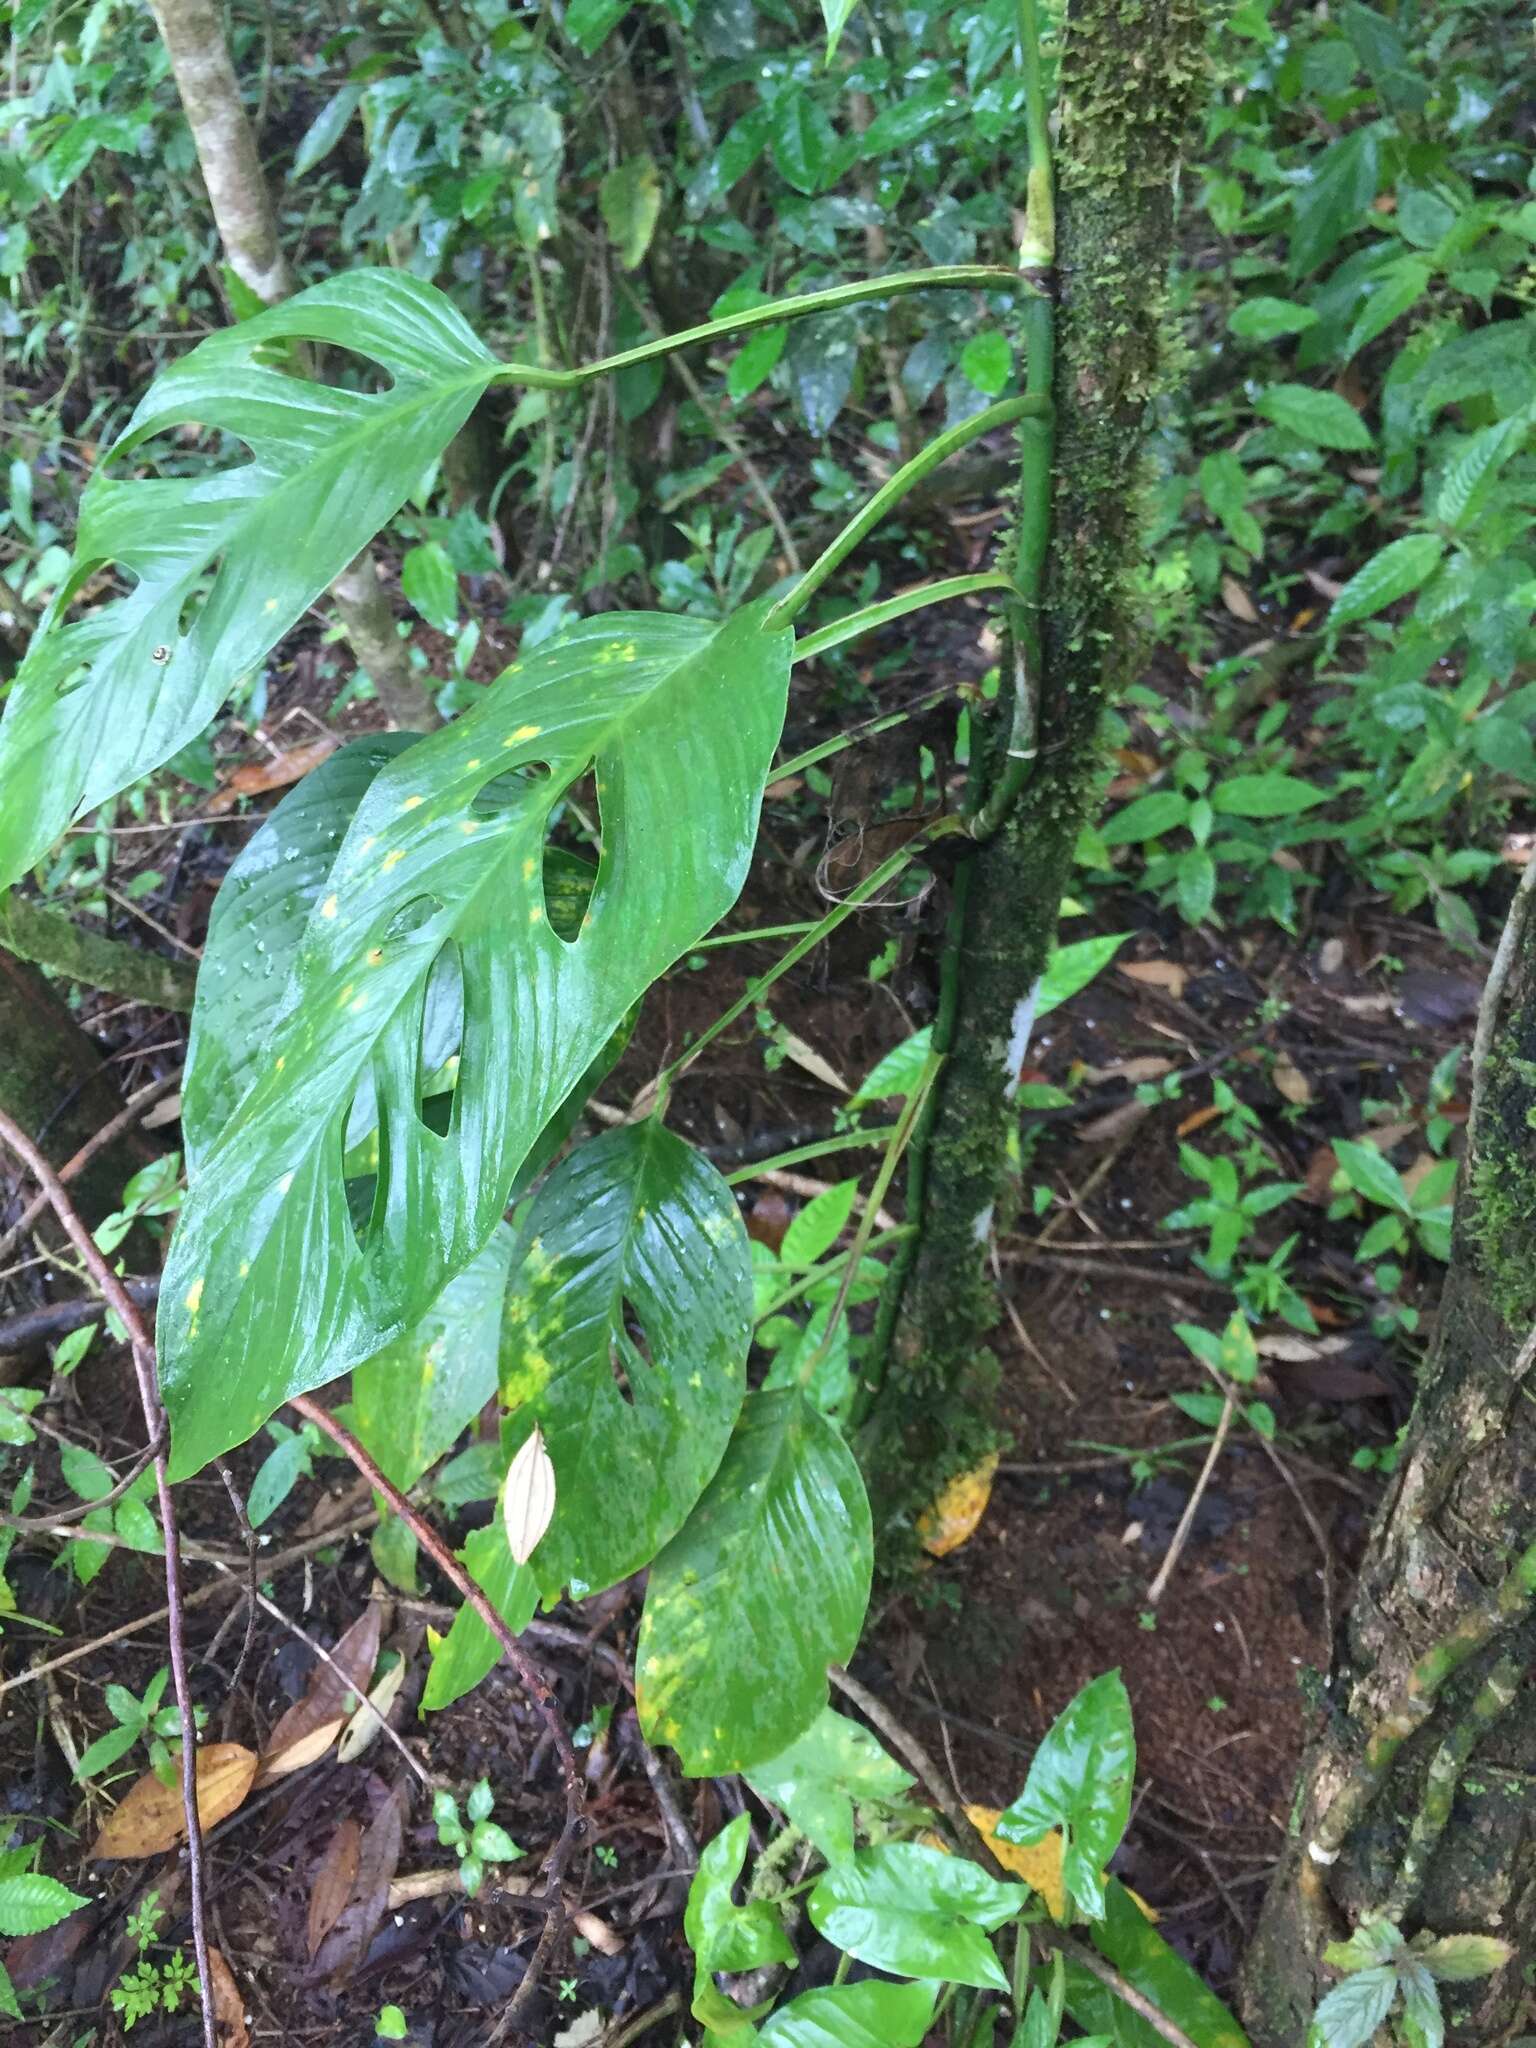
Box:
xmin=917 ymin=1452 xmax=1000 ymax=1558
xmin=965 ymin=1809 xmax=1159 ymax=1926
xmin=313 ymin=1785 xmax=405 ymax=1985
xmin=1272 ymin=1053 xmax=1312 ymax=1106
xmin=307 ymin=1818 xmax=363 ymax=1958
xmin=1080 ymin=1056 xmax=1175 ymax=1086
xmin=337 ymin=1653 xmax=407 ymax=1764
xmin=1220 ymin=575 xmax=1259 ymax=624
xmin=91 ymin=1746 xmax=258 ymax=1860
xmin=207 ymin=1946 xmax=249 ymax=2048
xmin=206 ymin=735 xmax=339 ymax=814
xmin=259 ymin=1606 xmax=381 ymax=1782
xmin=1119 ymin=959 xmax=1188 ymax=1000
xmin=1175 ymin=1103 xmax=1224 ymax=1138
xmin=777 ymin=1029 xmax=849 ymax=1095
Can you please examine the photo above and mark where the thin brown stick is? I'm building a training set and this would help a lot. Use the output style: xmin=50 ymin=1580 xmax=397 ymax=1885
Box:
xmin=1039 ymin=1928 xmax=1199 ymax=2048
xmin=0 ymin=1108 xmax=215 ymax=2048
xmin=0 ymin=1510 xmax=380 ymax=1699
xmin=213 ymin=1459 xmax=259 ymax=1733
xmin=1146 ymin=1396 xmax=1235 ymax=1605
xmin=0 ymin=1273 xmax=161 ymax=1350
xmin=288 ymin=1392 xmax=585 ymax=2023
xmin=0 ymin=1072 xmax=181 ymax=1267
xmin=0 ymin=1439 xmax=163 ymax=1533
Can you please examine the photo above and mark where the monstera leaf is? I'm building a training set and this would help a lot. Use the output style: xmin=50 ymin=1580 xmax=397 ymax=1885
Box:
xmin=0 ymin=272 xmax=500 ymax=888
xmin=159 ymin=604 xmax=791 ymax=1477
xmin=637 ymin=1388 xmax=872 ymax=1774
xmin=498 ymin=1123 xmax=752 ymax=1602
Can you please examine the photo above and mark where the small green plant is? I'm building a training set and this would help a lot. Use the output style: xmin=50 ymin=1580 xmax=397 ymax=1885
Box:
xmin=375 ymin=2006 xmax=408 ymax=2040
xmin=1233 ymin=1235 xmax=1318 ymax=1334
xmin=1172 ymin=1313 xmax=1277 ymax=1445
xmin=1164 ymin=1144 xmax=1303 ymax=1277
xmin=0 ymin=1845 xmax=88 ymax=2020
xmin=433 ymin=1780 xmax=525 ymax=1897
xmin=110 ymin=1892 xmax=200 ymax=2030
xmin=1308 ymin=1915 xmax=1510 ymax=2048
xmin=1330 ymin=1138 xmax=1456 ymax=1264
xmin=75 ymin=1666 xmax=206 ymax=1783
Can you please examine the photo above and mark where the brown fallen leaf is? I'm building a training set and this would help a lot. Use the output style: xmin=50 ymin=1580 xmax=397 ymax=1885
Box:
xmin=91 ymin=1746 xmax=258 ymax=1860
xmin=207 ymin=1946 xmax=249 ymax=2048
xmin=205 ymin=735 xmax=339 ymax=814
xmin=258 ymin=1606 xmax=381 ymax=1783
xmin=307 ymin=1818 xmax=363 ymax=1958
xmin=1119 ymin=959 xmax=1188 ymax=1000
xmin=1221 ymin=575 xmax=1259 ymax=624
xmin=313 ymin=1784 xmax=406 ymax=1985
xmin=1272 ymin=1053 xmax=1312 ymax=1106
xmin=337 ymin=1652 xmax=407 ymax=1765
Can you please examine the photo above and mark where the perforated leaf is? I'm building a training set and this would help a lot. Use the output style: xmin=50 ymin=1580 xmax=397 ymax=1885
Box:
xmin=637 ymin=1389 xmax=871 ymax=1774
xmin=0 ymin=272 xmax=499 ymax=887
xmin=160 ymin=605 xmax=790 ymax=1477
xmin=498 ymin=1123 xmax=751 ymax=1602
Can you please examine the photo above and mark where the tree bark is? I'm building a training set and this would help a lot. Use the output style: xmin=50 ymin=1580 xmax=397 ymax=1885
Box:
xmin=865 ymin=0 xmax=1212 ymax=1534
xmin=148 ymin=0 xmax=439 ymax=732
xmin=1244 ymin=878 xmax=1536 ymax=2045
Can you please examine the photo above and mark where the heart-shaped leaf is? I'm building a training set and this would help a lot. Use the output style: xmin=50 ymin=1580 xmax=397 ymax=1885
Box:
xmin=498 ymin=1122 xmax=752 ymax=1602
xmin=807 ymin=1842 xmax=1024 ymax=1992
xmin=159 ymin=603 xmax=790 ymax=1477
xmin=0 ymin=273 xmax=499 ymax=888
xmin=744 ymin=1709 xmax=913 ymax=1865
xmin=760 ymin=1981 xmax=938 ymax=2048
xmin=637 ymin=1388 xmax=871 ymax=1774
xmin=996 ymin=1671 xmax=1135 ymax=1920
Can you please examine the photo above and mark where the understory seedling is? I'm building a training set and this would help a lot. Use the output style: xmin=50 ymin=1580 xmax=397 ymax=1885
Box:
xmin=110 ymin=1891 xmax=199 ymax=2031
xmin=0 ymin=1845 xmax=88 ymax=2020
xmin=433 ymin=1779 xmax=525 ymax=1897
xmin=74 ymin=1664 xmax=206 ymax=1783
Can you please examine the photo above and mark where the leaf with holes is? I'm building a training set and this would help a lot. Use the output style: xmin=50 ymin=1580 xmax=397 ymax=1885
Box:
xmin=637 ymin=1388 xmax=871 ymax=1774
xmin=497 ymin=1123 xmax=751 ymax=1601
xmin=0 ymin=271 xmax=500 ymax=888
xmin=159 ymin=604 xmax=790 ymax=1478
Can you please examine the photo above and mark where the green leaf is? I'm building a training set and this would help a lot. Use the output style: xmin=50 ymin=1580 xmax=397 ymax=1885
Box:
xmin=1333 ymin=1137 xmax=1411 ymax=1213
xmin=743 ymin=1708 xmax=913 ymax=1864
xmin=291 ymin=85 xmax=363 ymax=178
xmin=1209 ymin=774 xmax=1327 ymax=819
xmin=422 ymin=1520 xmax=537 ymax=1713
xmin=1307 ymin=1965 xmax=1398 ymax=2048
xmin=960 ymin=333 xmax=1011 ymax=397
xmin=600 ymin=155 xmax=663 ymax=271
xmin=1072 ymin=1879 xmax=1252 ymax=2048
xmin=688 ymin=1814 xmax=797 ymax=1978
xmin=1340 ymin=2 xmax=1428 ymax=115
xmin=247 ymin=1431 xmax=313 ymax=1527
xmin=771 ymin=95 xmax=837 ymax=197
xmin=59 ymin=1441 xmax=114 ymax=1503
xmin=1433 ymin=407 xmax=1536 ymax=531
xmin=1328 ymin=533 xmax=1445 ymax=629
xmin=1398 ymin=1966 xmax=1444 ymax=2048
xmin=498 ymin=1122 xmax=751 ymax=1600
xmin=1176 ymin=848 xmax=1216 ymax=925
xmin=1343 ymin=257 xmax=1431 ymax=360
xmin=995 ymin=1671 xmax=1135 ymax=1920
xmin=850 ymin=1028 xmax=932 ymax=1107
xmin=0 ymin=272 xmax=500 ymax=890
xmin=760 ymin=1981 xmax=938 ymax=2048
xmin=819 ymin=0 xmax=862 ymax=61
xmin=1100 ymin=790 xmax=1190 ymax=846
xmin=728 ymin=325 xmax=788 ymax=403
xmin=1417 ymin=1933 xmax=1515 ymax=1982
xmin=1289 ymin=127 xmax=1381 ymax=277
xmin=564 ymin=0 xmax=630 ymax=52
xmin=1228 ymin=298 xmax=1319 ymax=342
xmin=1038 ymin=933 xmax=1132 ymax=1016
xmin=807 ymin=1843 xmax=1024 ymax=1991
xmin=400 ymin=541 xmax=459 ymax=635
xmin=1255 ymin=385 xmax=1372 ymax=451
xmin=375 ymin=2007 xmax=409 ymax=2040
xmin=0 ymin=1871 xmax=90 ymax=1937
xmin=160 ymin=604 xmax=791 ymax=1478
xmin=75 ymin=1719 xmax=144 ymax=1779
xmin=637 ymin=1389 xmax=871 ymax=1774
xmin=352 ymin=1225 xmax=511 ymax=1492
xmin=782 ymin=1179 xmax=859 ymax=1267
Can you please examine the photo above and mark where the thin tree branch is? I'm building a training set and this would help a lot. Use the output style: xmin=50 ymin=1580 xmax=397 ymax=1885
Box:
xmin=0 ymin=1107 xmax=215 ymax=2048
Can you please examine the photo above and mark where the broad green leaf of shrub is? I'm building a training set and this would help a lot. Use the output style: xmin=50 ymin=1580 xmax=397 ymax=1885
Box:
xmin=688 ymin=1814 xmax=797 ymax=1982
xmin=497 ymin=1123 xmax=752 ymax=1601
xmin=996 ymin=1671 xmax=1135 ymax=1920
xmin=159 ymin=605 xmax=791 ymax=1477
xmin=1061 ymin=1881 xmax=1252 ymax=2048
xmin=782 ymin=1179 xmax=859 ymax=1266
xmin=1255 ymin=384 xmax=1372 ymax=451
xmin=1038 ymin=932 xmax=1133 ymax=1013
xmin=1209 ymin=774 xmax=1327 ymax=819
xmin=637 ymin=1390 xmax=871 ymax=1774
xmin=1331 ymin=1138 xmax=1410 ymax=1214
xmin=1228 ymin=297 xmax=1319 ymax=342
xmin=353 ymin=1224 xmax=512 ymax=1493
xmin=599 ymin=154 xmax=663 ymax=271
xmin=744 ymin=1708 xmax=914 ymax=1864
xmin=1288 ymin=126 xmax=1381 ymax=277
xmin=0 ymin=1869 xmax=90 ymax=1937
xmin=1328 ymin=534 xmax=1445 ymax=629
xmin=421 ymin=1519 xmax=537 ymax=1713
xmin=0 ymin=272 xmax=499 ymax=890
xmin=807 ymin=1842 xmax=1024 ymax=1991
xmin=1307 ymin=1966 xmax=1398 ymax=2048
xmin=760 ymin=1981 xmax=938 ymax=2048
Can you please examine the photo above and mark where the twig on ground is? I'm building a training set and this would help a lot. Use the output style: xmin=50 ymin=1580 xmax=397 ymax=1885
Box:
xmin=1146 ymin=1396 xmax=1236 ymax=1606
xmin=213 ymin=1460 xmax=259 ymax=1735
xmin=0 ymin=1107 xmax=215 ymax=2048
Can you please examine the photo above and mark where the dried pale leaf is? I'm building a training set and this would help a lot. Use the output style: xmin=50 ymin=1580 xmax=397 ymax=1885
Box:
xmin=259 ymin=1606 xmax=381 ymax=1781
xmin=337 ymin=1653 xmax=407 ymax=1764
xmin=917 ymin=1451 xmax=999 ymax=1558
xmin=1220 ymin=575 xmax=1260 ymax=624
xmin=313 ymin=1785 xmax=405 ymax=1985
xmin=206 ymin=736 xmax=339 ymax=813
xmin=307 ymin=1818 xmax=363 ymax=1957
xmin=1078 ymin=1099 xmax=1152 ymax=1146
xmin=1119 ymin=959 xmax=1188 ymax=999
xmin=777 ymin=1029 xmax=849 ymax=1095
xmin=207 ymin=1946 xmax=249 ymax=2048
xmin=965 ymin=1809 xmax=1158 ymax=1926
xmin=141 ymin=1092 xmax=183 ymax=1129
xmin=1175 ymin=1104 xmax=1224 ymax=1138
xmin=1080 ymin=1056 xmax=1174 ymax=1085
xmin=503 ymin=1422 xmax=557 ymax=1565
xmin=1272 ymin=1054 xmax=1312 ymax=1106
xmin=91 ymin=1745 xmax=258 ymax=1859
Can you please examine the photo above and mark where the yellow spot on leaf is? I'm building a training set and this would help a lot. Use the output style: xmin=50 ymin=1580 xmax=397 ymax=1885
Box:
xmin=511 ymin=723 xmax=542 ymax=742
xmin=466 ymin=757 xmax=481 ymax=770
xmin=402 ymin=795 xmax=424 ymax=810
xmin=529 ymin=905 xmax=544 ymax=924
xmin=917 ymin=1451 xmax=1000 ymax=1557
xmin=264 ymin=597 xmax=278 ymax=613
xmin=184 ymin=1278 xmax=204 ymax=1316
xmin=367 ymin=947 xmax=384 ymax=966
xmin=381 ymin=849 xmax=405 ymax=873
xmin=522 ymin=857 xmax=537 ymax=880
xmin=359 ymin=836 xmax=376 ymax=855
xmin=320 ymin=894 xmax=339 ymax=919
xmin=275 ymin=1056 xmax=285 ymax=1072
xmin=460 ymin=820 xmax=479 ymax=834
xmin=239 ymin=1262 xmax=250 ymax=1278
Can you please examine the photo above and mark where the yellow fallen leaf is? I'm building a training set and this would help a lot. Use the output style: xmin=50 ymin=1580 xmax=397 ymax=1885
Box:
xmin=965 ymin=1807 xmax=1158 ymax=1926
xmin=91 ymin=1745 xmax=258 ymax=1860
xmin=917 ymin=1451 xmax=1000 ymax=1558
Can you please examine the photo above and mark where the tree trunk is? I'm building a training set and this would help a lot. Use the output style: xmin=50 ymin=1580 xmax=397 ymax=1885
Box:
xmin=865 ymin=0 xmax=1212 ymax=1533
xmin=148 ymin=0 xmax=439 ymax=732
xmin=1244 ymin=874 xmax=1536 ymax=2045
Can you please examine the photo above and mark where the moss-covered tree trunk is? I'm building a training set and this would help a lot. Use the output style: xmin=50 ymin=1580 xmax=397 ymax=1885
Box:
xmin=867 ymin=0 xmax=1210 ymax=1529
xmin=1243 ymin=888 xmax=1536 ymax=2045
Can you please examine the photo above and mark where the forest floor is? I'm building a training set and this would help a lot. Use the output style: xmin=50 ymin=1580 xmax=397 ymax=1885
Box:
xmin=0 ymin=557 xmax=1488 ymax=2044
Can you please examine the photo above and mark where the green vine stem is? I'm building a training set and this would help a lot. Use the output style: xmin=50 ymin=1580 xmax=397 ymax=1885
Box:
xmin=763 ymin=398 xmax=1046 ymax=635
xmin=492 ymin=266 xmax=1032 ymax=391
xmin=791 ymin=573 xmax=1018 ymax=665
xmin=1306 ymin=1530 xmax=1536 ymax=1879
xmin=1383 ymin=1649 xmax=1524 ymax=1925
xmin=724 ymin=1127 xmax=901 ymax=1185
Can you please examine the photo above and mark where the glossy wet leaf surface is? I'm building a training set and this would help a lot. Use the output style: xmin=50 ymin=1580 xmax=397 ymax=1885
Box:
xmin=744 ymin=1707 xmax=913 ymax=1864
xmin=807 ymin=1842 xmax=1023 ymax=1992
xmin=997 ymin=1670 xmax=1135 ymax=1920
